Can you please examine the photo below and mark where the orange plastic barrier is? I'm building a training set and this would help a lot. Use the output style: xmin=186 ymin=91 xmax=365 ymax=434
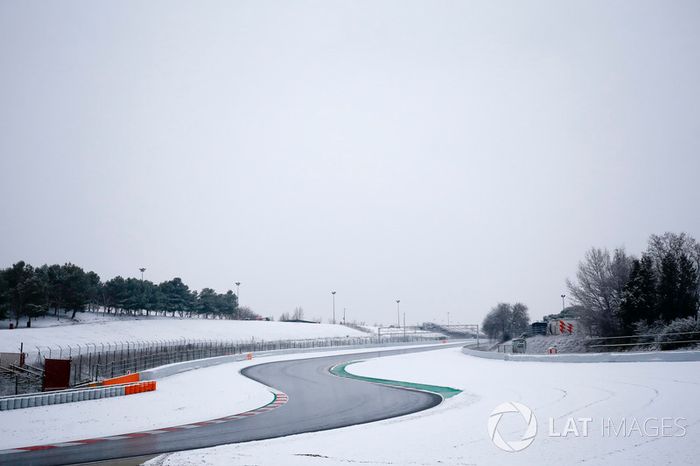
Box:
xmin=102 ymin=373 xmax=140 ymax=386
xmin=124 ymin=381 xmax=157 ymax=396
xmin=246 ymin=353 xmax=254 ymax=360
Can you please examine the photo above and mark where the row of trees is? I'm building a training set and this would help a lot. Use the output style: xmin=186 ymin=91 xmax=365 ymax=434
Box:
xmin=567 ymin=232 xmax=700 ymax=336
xmin=482 ymin=302 xmax=530 ymax=341
xmin=279 ymin=307 xmax=305 ymax=322
xmin=0 ymin=261 xmax=261 ymax=326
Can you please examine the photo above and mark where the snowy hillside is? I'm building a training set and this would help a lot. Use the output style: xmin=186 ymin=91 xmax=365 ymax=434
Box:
xmin=0 ymin=315 xmax=366 ymax=354
xmin=516 ymin=334 xmax=591 ymax=354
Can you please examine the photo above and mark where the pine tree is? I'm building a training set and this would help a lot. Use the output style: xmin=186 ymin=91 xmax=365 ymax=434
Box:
xmin=658 ymin=252 xmax=680 ymax=321
xmin=620 ymin=260 xmax=642 ymax=333
xmin=677 ymin=254 xmax=699 ymax=319
xmin=197 ymin=288 xmax=218 ymax=318
xmin=3 ymin=261 xmax=44 ymax=326
xmin=620 ymin=256 xmax=658 ymax=333
xmin=638 ymin=255 xmax=658 ymax=323
xmin=159 ymin=277 xmax=195 ymax=317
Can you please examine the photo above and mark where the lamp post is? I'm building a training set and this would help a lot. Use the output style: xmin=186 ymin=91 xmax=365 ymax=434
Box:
xmin=403 ymin=312 xmax=406 ymax=341
xmin=331 ymin=291 xmax=336 ymax=324
xmin=138 ymin=268 xmax=147 ymax=318
xmin=447 ymin=311 xmax=450 ymax=328
xmin=396 ymin=300 xmax=400 ymax=327
xmin=343 ymin=307 xmax=346 ymax=325
xmin=235 ymin=282 xmax=241 ymax=301
xmin=561 ymin=294 xmax=566 ymax=312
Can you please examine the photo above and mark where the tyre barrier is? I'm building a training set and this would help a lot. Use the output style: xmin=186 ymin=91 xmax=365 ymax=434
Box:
xmin=0 ymin=381 xmax=156 ymax=411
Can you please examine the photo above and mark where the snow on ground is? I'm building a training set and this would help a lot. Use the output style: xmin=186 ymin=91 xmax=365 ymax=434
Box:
xmin=362 ymin=325 xmax=445 ymax=338
xmin=152 ymin=347 xmax=700 ymax=466
xmin=502 ymin=334 xmax=591 ymax=354
xmin=0 ymin=344 xmax=446 ymax=450
xmin=1 ymin=311 xmax=130 ymax=329
xmin=515 ymin=335 xmax=700 ymax=354
xmin=0 ymin=316 xmax=366 ymax=354
xmin=0 ymin=358 xmax=271 ymax=449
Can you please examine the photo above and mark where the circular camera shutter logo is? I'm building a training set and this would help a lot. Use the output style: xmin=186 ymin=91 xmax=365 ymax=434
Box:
xmin=487 ymin=402 xmax=538 ymax=452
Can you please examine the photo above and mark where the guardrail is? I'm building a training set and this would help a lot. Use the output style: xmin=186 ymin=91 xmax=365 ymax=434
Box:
xmin=35 ymin=334 xmax=445 ymax=388
xmin=486 ymin=331 xmax=700 ymax=356
xmin=0 ymin=334 xmax=448 ymax=396
xmin=2 ymin=338 xmax=464 ymax=409
xmin=140 ymin=339 xmax=464 ymax=380
xmin=586 ymin=330 xmax=700 ymax=350
xmin=0 ymin=380 xmax=156 ymax=411
xmin=0 ymin=334 xmax=452 ymax=395
xmin=462 ymin=345 xmax=700 ymax=363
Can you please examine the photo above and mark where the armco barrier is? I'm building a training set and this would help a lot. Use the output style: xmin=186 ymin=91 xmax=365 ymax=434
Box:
xmin=0 ymin=341 xmax=464 ymax=411
xmin=461 ymin=346 xmax=700 ymax=363
xmin=32 ymin=334 xmax=447 ymax=392
xmin=0 ymin=381 xmax=156 ymax=411
xmin=140 ymin=339 xmax=472 ymax=381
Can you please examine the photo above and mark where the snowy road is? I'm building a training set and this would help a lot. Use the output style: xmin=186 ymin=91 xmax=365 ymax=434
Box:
xmin=0 ymin=344 xmax=459 ymax=466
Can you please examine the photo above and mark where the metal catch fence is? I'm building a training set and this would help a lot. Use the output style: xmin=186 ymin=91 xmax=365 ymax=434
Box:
xmin=32 ymin=334 xmax=444 ymax=388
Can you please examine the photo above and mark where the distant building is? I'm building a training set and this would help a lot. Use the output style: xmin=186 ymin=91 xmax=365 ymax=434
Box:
xmin=548 ymin=318 xmax=579 ymax=335
xmin=531 ymin=322 xmax=547 ymax=336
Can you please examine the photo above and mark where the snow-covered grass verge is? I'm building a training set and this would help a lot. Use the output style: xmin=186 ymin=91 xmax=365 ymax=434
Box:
xmin=0 ymin=359 xmax=271 ymax=450
xmin=522 ymin=334 xmax=590 ymax=353
xmin=495 ymin=334 xmax=591 ymax=354
xmin=0 ymin=318 xmax=366 ymax=354
xmin=150 ymin=347 xmax=700 ymax=466
xmin=0 ymin=344 xmax=447 ymax=450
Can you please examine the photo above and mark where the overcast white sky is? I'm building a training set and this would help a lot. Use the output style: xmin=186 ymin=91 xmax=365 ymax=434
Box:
xmin=1 ymin=1 xmax=699 ymax=326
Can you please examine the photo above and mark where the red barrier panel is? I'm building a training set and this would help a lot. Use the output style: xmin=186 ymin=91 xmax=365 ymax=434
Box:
xmin=43 ymin=359 xmax=71 ymax=391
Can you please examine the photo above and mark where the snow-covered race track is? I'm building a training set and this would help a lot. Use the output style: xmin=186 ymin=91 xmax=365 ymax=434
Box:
xmin=152 ymin=347 xmax=700 ymax=466
xmin=0 ymin=345 xmax=460 ymax=466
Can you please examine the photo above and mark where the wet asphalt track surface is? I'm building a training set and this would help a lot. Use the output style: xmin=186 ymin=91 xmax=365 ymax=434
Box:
xmin=3 ymin=344 xmax=460 ymax=466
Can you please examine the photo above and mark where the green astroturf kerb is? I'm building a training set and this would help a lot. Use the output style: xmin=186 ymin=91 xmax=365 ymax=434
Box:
xmin=330 ymin=361 xmax=462 ymax=399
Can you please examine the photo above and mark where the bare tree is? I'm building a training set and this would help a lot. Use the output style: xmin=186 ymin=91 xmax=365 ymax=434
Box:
xmin=648 ymin=232 xmax=700 ymax=271
xmin=511 ymin=302 xmax=530 ymax=335
xmin=292 ymin=306 xmax=304 ymax=320
xmin=236 ymin=305 xmax=260 ymax=320
xmin=567 ymin=247 xmax=633 ymax=336
xmin=482 ymin=302 xmax=530 ymax=342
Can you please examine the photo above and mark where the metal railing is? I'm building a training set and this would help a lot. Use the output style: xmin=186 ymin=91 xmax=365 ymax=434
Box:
xmin=586 ymin=330 xmax=700 ymax=351
xmin=490 ymin=330 xmax=700 ymax=356
xmin=30 ymin=334 xmax=444 ymax=391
